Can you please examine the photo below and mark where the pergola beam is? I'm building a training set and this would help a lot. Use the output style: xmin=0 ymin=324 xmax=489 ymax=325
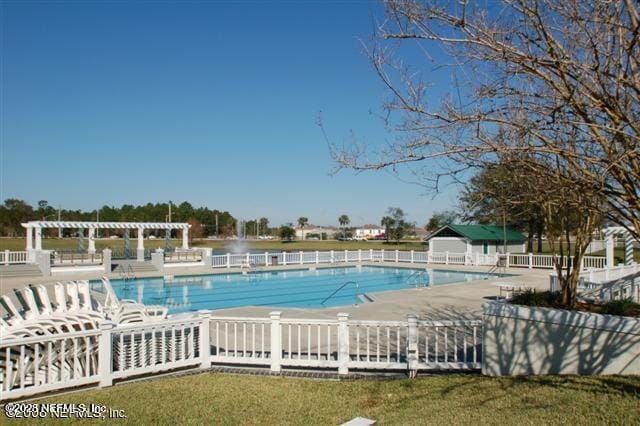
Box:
xmin=21 ymin=221 xmax=190 ymax=230
xmin=21 ymin=221 xmax=192 ymax=255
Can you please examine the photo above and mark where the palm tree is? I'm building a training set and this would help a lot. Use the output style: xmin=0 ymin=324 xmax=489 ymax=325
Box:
xmin=297 ymin=217 xmax=308 ymax=240
xmin=381 ymin=216 xmax=394 ymax=242
xmin=338 ymin=215 xmax=350 ymax=238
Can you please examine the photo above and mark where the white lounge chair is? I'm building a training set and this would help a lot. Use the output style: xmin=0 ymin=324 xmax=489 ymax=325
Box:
xmin=99 ymin=277 xmax=167 ymax=323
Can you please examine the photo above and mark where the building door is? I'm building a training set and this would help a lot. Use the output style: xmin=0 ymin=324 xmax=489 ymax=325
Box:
xmin=483 ymin=241 xmax=488 ymax=255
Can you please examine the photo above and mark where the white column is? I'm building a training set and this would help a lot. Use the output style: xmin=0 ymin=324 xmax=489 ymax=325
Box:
xmin=98 ymin=321 xmax=115 ymax=387
xmin=270 ymin=311 xmax=282 ymax=373
xmin=337 ymin=313 xmax=350 ymax=375
xmin=182 ymin=227 xmax=189 ymax=249
xmin=137 ymin=227 xmax=145 ymax=261
xmin=26 ymin=226 xmax=33 ymax=251
xmin=35 ymin=226 xmax=43 ymax=250
xmin=407 ymin=315 xmax=418 ymax=374
xmin=605 ymin=230 xmax=615 ymax=268
xmin=625 ymin=232 xmax=634 ymax=265
xmin=199 ymin=311 xmax=211 ymax=369
xmin=88 ymin=227 xmax=96 ymax=254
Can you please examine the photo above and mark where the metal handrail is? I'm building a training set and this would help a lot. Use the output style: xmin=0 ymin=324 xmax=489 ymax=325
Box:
xmin=406 ymin=270 xmax=430 ymax=287
xmin=127 ymin=264 xmax=136 ymax=281
xmin=321 ymin=281 xmax=359 ymax=306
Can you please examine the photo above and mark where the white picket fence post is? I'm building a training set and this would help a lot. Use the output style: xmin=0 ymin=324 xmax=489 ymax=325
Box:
xmin=370 ymin=249 xmax=373 ymax=261
xmin=410 ymin=250 xmax=414 ymax=263
xmin=528 ymin=253 xmax=533 ymax=269
xmin=226 ymin=253 xmax=231 ymax=268
xmin=282 ymin=251 xmax=287 ymax=266
xmin=300 ymin=251 xmax=304 ymax=265
xmin=358 ymin=249 xmax=362 ymax=262
xmin=316 ymin=250 xmax=319 ymax=264
xmin=395 ymin=250 xmax=399 ymax=263
xmin=270 ymin=311 xmax=282 ymax=373
xmin=407 ymin=315 xmax=418 ymax=374
xmin=337 ymin=313 xmax=350 ymax=375
xmin=330 ymin=250 xmax=335 ymax=264
xmin=265 ymin=252 xmax=269 ymax=266
xmin=505 ymin=253 xmax=510 ymax=268
xmin=98 ymin=321 xmax=115 ymax=387
xmin=199 ymin=311 xmax=211 ymax=369
xmin=4 ymin=250 xmax=9 ymax=265
xmin=445 ymin=251 xmax=449 ymax=265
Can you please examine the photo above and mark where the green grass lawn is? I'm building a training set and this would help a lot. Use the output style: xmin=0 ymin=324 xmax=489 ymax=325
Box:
xmin=4 ymin=373 xmax=639 ymax=424
xmin=0 ymin=238 xmax=427 ymax=252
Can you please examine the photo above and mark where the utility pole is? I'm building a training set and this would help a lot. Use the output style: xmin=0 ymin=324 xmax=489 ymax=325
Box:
xmin=215 ymin=214 xmax=219 ymax=238
xmin=96 ymin=210 xmax=100 ymax=238
xmin=168 ymin=201 xmax=172 ymax=222
xmin=58 ymin=205 xmax=62 ymax=238
xmin=502 ymin=209 xmax=507 ymax=254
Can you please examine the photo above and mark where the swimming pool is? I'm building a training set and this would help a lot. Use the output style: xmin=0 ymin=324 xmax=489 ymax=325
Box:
xmin=100 ymin=266 xmax=500 ymax=314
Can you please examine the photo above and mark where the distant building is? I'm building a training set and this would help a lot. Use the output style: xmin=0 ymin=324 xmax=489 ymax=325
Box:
xmin=295 ymin=225 xmax=337 ymax=240
xmin=354 ymin=225 xmax=385 ymax=240
xmin=424 ymin=224 xmax=526 ymax=254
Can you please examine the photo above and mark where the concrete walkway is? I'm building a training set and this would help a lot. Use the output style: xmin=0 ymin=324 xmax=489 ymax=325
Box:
xmin=0 ymin=262 xmax=552 ymax=321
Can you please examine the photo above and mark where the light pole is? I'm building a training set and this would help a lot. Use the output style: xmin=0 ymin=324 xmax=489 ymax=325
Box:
xmin=96 ymin=209 xmax=100 ymax=238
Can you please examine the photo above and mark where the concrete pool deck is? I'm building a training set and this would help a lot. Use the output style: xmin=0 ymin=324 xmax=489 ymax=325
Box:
xmin=0 ymin=262 xmax=552 ymax=321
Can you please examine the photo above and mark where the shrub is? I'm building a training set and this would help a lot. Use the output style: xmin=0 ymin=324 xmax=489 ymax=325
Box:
xmin=510 ymin=290 xmax=563 ymax=309
xmin=598 ymin=299 xmax=640 ymax=317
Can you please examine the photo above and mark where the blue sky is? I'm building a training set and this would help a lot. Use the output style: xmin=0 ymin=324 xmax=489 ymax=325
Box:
xmin=1 ymin=1 xmax=460 ymax=227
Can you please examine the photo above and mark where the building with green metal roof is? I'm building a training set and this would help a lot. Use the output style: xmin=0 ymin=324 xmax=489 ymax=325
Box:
xmin=424 ymin=224 xmax=527 ymax=255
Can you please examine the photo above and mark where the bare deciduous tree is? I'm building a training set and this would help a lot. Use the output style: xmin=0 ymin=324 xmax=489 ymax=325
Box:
xmin=329 ymin=0 xmax=639 ymax=239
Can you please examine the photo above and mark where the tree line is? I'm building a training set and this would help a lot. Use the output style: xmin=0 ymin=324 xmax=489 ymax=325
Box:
xmin=0 ymin=199 xmax=237 ymax=238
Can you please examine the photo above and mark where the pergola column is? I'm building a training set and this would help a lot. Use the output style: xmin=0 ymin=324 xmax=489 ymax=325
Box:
xmin=88 ymin=228 xmax=96 ymax=254
xmin=35 ymin=226 xmax=43 ymax=250
xmin=625 ymin=232 xmax=634 ymax=265
xmin=182 ymin=227 xmax=189 ymax=249
xmin=605 ymin=229 xmax=615 ymax=268
xmin=26 ymin=226 xmax=33 ymax=251
xmin=137 ymin=227 xmax=145 ymax=261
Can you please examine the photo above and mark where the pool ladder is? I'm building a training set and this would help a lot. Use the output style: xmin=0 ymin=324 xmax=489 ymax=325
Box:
xmin=406 ymin=270 xmax=430 ymax=288
xmin=321 ymin=281 xmax=359 ymax=306
xmin=118 ymin=264 xmax=136 ymax=290
xmin=487 ymin=255 xmax=507 ymax=277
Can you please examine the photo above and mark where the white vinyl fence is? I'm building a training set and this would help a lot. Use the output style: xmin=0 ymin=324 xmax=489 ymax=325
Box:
xmin=0 ymin=248 xmax=606 ymax=271
xmin=52 ymin=252 xmax=103 ymax=265
xmin=164 ymin=250 xmax=203 ymax=263
xmin=1 ymin=312 xmax=482 ymax=401
xmin=208 ymin=250 xmax=605 ymax=271
xmin=550 ymin=263 xmax=640 ymax=303
xmin=1 ymin=250 xmax=29 ymax=265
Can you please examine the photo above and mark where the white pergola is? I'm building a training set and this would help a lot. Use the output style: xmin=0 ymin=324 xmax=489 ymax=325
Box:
xmin=22 ymin=221 xmax=191 ymax=257
xmin=603 ymin=226 xmax=637 ymax=267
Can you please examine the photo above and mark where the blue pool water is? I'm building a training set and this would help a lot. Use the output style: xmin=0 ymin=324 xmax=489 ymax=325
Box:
xmin=98 ymin=266 xmax=500 ymax=314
